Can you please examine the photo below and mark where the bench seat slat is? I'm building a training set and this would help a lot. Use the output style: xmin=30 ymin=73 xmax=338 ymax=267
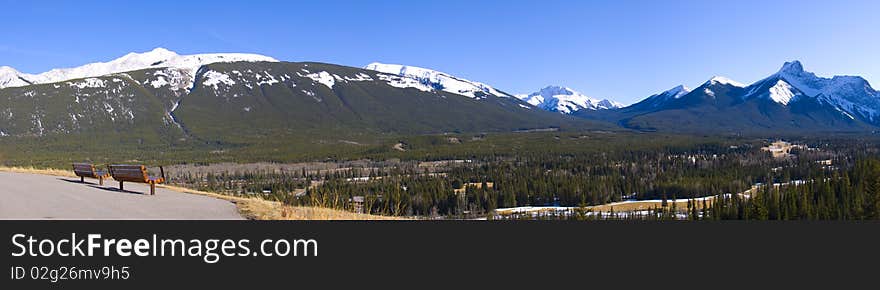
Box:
xmin=72 ymin=163 xmax=109 ymax=178
xmin=109 ymin=164 xmax=163 ymax=184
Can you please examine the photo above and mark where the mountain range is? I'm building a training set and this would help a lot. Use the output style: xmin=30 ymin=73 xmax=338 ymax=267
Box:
xmin=515 ymin=86 xmax=623 ymax=114
xmin=583 ymin=61 xmax=880 ymax=133
xmin=0 ymin=48 xmax=278 ymax=89
xmin=0 ymin=48 xmax=599 ymax=144
xmin=0 ymin=48 xmax=877 ymax=142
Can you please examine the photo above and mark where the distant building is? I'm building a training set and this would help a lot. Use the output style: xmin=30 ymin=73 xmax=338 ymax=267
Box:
xmin=762 ymin=140 xmax=805 ymax=158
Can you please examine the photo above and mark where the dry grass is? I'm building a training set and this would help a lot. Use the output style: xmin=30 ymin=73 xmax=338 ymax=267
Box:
xmin=279 ymin=206 xmax=404 ymax=220
xmin=0 ymin=166 xmax=76 ymax=177
xmin=0 ymin=166 xmax=400 ymax=220
xmin=588 ymin=199 xmax=709 ymax=212
xmin=160 ymin=184 xmax=403 ymax=220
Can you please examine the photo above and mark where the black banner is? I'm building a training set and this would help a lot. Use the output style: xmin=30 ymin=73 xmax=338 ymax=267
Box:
xmin=2 ymin=221 xmax=878 ymax=289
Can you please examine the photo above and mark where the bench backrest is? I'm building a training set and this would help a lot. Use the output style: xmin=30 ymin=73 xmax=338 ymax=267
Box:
xmin=108 ymin=165 xmax=149 ymax=183
xmin=73 ymin=163 xmax=97 ymax=178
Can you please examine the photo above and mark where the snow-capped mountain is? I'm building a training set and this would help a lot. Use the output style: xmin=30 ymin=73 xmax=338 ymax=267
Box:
xmin=705 ymin=76 xmax=745 ymax=88
xmin=742 ymin=61 xmax=880 ymax=121
xmin=4 ymin=48 xmax=879 ymax=136
xmin=363 ymin=62 xmax=511 ymax=99
xmin=0 ymin=66 xmax=32 ymax=88
xmin=515 ymin=86 xmax=623 ymax=114
xmin=0 ymin=52 xmax=594 ymax=138
xmin=0 ymin=48 xmax=278 ymax=89
xmin=629 ymin=85 xmax=692 ymax=109
xmin=607 ymin=60 xmax=880 ymax=133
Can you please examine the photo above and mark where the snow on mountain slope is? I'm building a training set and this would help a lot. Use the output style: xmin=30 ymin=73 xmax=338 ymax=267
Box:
xmin=694 ymin=76 xmax=746 ymax=99
xmin=776 ymin=61 xmax=879 ymax=120
xmin=635 ymin=85 xmax=692 ymax=108
xmin=515 ymin=86 xmax=622 ymax=114
xmin=706 ymin=76 xmax=745 ymax=87
xmin=617 ymin=60 xmax=880 ymax=132
xmin=663 ymin=85 xmax=692 ymax=99
xmin=0 ymin=48 xmax=278 ymax=89
xmin=739 ymin=61 xmax=880 ymax=120
xmin=766 ymin=80 xmax=799 ymax=105
xmin=0 ymin=66 xmax=31 ymax=88
xmin=364 ymin=62 xmax=511 ymax=99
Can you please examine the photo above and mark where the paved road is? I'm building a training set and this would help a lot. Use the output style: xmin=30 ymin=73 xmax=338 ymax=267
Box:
xmin=0 ymin=171 xmax=243 ymax=220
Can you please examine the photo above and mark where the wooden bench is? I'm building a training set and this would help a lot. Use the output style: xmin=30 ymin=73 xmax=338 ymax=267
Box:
xmin=72 ymin=163 xmax=110 ymax=185
xmin=108 ymin=164 xmax=166 ymax=195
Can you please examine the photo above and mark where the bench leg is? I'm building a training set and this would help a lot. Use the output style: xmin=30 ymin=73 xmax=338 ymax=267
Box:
xmin=80 ymin=176 xmax=84 ymax=183
xmin=99 ymin=177 xmax=104 ymax=186
xmin=119 ymin=181 xmax=124 ymax=191
xmin=150 ymin=183 xmax=155 ymax=195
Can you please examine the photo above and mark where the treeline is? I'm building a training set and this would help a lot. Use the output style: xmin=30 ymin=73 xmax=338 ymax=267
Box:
xmin=282 ymin=142 xmax=843 ymax=218
xmin=172 ymin=170 xmax=309 ymax=200
xmin=155 ymin=136 xmax=875 ymax=220
xmin=500 ymin=158 xmax=880 ymax=220
xmin=706 ymin=158 xmax=880 ymax=220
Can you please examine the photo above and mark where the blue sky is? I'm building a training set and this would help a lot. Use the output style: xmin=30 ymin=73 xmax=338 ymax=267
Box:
xmin=1 ymin=0 xmax=878 ymax=104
